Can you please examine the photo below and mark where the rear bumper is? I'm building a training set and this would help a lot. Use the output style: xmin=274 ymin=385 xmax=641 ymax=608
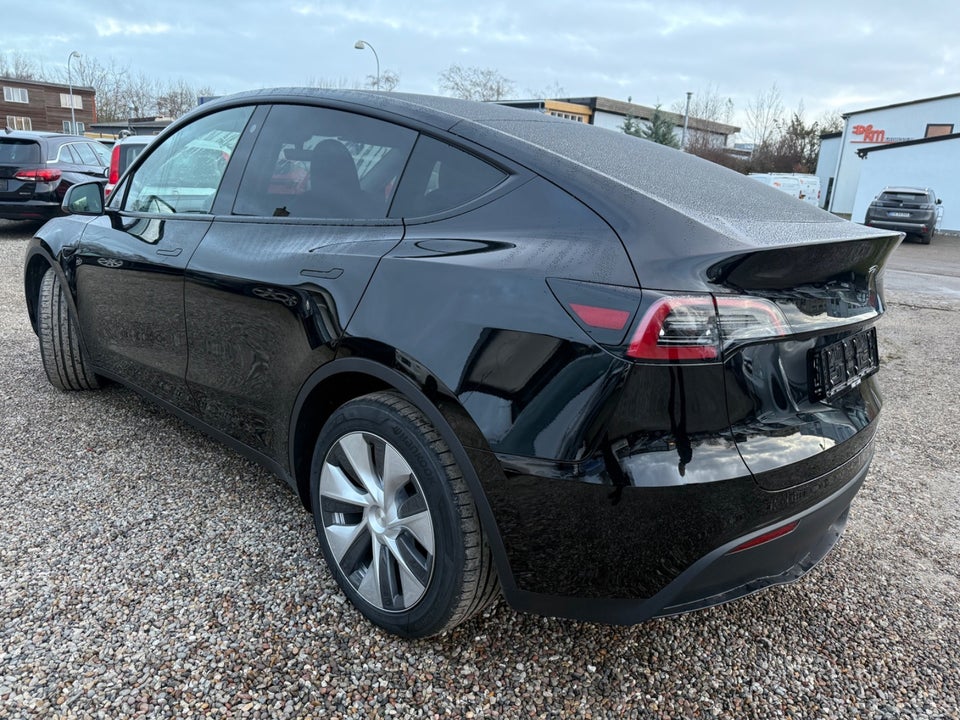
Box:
xmin=0 ymin=200 xmax=61 ymax=221
xmin=865 ymin=218 xmax=934 ymax=236
xmin=483 ymin=434 xmax=873 ymax=625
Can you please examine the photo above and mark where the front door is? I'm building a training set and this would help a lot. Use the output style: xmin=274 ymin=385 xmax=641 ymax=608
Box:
xmin=74 ymin=105 xmax=255 ymax=408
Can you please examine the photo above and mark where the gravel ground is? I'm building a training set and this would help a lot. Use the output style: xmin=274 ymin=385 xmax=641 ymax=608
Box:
xmin=1 ymin=220 xmax=958 ymax=719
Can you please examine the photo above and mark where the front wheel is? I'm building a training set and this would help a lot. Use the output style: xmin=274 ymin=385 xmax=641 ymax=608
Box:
xmin=37 ymin=268 xmax=100 ymax=391
xmin=310 ymin=391 xmax=499 ymax=637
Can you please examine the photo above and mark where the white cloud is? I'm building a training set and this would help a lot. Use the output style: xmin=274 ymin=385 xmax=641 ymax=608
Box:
xmin=96 ymin=18 xmax=173 ymax=37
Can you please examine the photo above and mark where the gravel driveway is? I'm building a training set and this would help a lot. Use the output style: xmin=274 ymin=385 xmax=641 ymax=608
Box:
xmin=2 ymin=220 xmax=958 ymax=719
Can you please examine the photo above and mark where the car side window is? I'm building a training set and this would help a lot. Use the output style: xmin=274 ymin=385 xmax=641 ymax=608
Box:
xmin=71 ymin=142 xmax=99 ymax=166
xmin=388 ymin=134 xmax=507 ymax=218
xmin=57 ymin=144 xmax=80 ymax=164
xmin=123 ymin=106 xmax=253 ymax=215
xmin=87 ymin=142 xmax=110 ymax=166
xmin=232 ymin=104 xmax=417 ymax=220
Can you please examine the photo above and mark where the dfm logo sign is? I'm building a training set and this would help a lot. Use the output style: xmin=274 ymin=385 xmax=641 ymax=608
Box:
xmin=852 ymin=124 xmax=887 ymax=143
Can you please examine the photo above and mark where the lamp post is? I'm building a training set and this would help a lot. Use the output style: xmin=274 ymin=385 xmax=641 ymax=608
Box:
xmin=353 ymin=40 xmax=380 ymax=91
xmin=67 ymin=51 xmax=81 ymax=135
xmin=681 ymin=91 xmax=692 ymax=150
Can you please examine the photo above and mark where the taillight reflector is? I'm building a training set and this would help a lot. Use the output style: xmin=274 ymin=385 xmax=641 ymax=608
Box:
xmin=14 ymin=168 xmax=62 ymax=183
xmin=728 ymin=521 xmax=800 ymax=554
xmin=569 ymin=303 xmax=631 ymax=331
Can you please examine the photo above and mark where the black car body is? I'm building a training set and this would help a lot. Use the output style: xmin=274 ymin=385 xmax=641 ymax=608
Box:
xmin=24 ymin=90 xmax=901 ymax=637
xmin=864 ymin=186 xmax=940 ymax=244
xmin=0 ymin=131 xmax=110 ymax=221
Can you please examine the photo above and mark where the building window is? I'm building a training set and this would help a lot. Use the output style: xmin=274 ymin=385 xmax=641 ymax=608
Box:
xmin=548 ymin=110 xmax=585 ymax=122
xmin=62 ymin=121 xmax=85 ymax=134
xmin=59 ymin=93 xmax=83 ymax=110
xmin=6 ymin=116 xmax=32 ymax=130
xmin=3 ymin=86 xmax=29 ymax=103
xmin=925 ymin=123 xmax=954 ymax=138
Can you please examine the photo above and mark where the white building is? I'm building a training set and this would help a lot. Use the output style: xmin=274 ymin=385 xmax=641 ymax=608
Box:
xmin=497 ymin=97 xmax=739 ymax=149
xmin=815 ymin=91 xmax=960 ymax=229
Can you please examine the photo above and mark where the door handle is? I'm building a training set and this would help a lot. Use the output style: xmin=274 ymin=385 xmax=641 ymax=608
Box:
xmin=156 ymin=247 xmax=183 ymax=257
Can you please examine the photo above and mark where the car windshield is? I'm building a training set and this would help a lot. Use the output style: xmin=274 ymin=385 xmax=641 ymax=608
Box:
xmin=0 ymin=139 xmax=41 ymax=164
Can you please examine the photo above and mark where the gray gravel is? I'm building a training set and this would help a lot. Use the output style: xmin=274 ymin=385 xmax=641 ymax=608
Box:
xmin=1 ymin=219 xmax=959 ymax=719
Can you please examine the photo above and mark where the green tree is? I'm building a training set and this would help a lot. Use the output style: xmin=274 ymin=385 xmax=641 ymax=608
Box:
xmin=641 ymin=104 xmax=680 ymax=148
xmin=621 ymin=114 xmax=643 ymax=137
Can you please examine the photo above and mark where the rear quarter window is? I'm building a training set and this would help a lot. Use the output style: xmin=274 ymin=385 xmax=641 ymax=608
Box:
xmin=388 ymin=135 xmax=507 ymax=218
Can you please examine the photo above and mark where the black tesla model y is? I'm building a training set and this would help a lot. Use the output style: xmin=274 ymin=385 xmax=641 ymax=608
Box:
xmin=24 ymin=90 xmax=901 ymax=637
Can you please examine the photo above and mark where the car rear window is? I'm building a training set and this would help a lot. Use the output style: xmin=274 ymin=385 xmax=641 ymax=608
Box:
xmin=0 ymin=139 xmax=41 ymax=164
xmin=879 ymin=191 xmax=929 ymax=203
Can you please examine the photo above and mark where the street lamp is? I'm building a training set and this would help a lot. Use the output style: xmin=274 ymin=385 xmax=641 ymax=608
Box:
xmin=67 ymin=51 xmax=81 ymax=135
xmin=354 ymin=40 xmax=380 ymax=91
xmin=681 ymin=91 xmax=692 ymax=150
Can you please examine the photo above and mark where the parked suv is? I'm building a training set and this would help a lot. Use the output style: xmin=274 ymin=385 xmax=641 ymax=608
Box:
xmin=25 ymin=90 xmax=900 ymax=638
xmin=0 ymin=131 xmax=110 ymax=221
xmin=864 ymin=186 xmax=941 ymax=244
xmin=105 ymin=134 xmax=155 ymax=197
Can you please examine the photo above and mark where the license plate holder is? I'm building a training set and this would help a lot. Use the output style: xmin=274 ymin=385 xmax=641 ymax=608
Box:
xmin=888 ymin=211 xmax=910 ymax=217
xmin=810 ymin=327 xmax=879 ymax=401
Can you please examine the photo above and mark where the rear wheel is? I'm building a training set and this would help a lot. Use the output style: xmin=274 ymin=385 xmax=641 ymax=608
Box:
xmin=37 ymin=268 xmax=100 ymax=391
xmin=919 ymin=231 xmax=933 ymax=245
xmin=310 ymin=391 xmax=499 ymax=637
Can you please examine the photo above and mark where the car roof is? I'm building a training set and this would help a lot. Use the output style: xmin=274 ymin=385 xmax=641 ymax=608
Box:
xmin=190 ymin=88 xmax=889 ymax=250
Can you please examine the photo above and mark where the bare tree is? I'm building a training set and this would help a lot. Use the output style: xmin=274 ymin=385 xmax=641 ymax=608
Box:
xmin=745 ymin=83 xmax=785 ymax=149
xmin=524 ymin=80 xmax=566 ymax=99
xmin=438 ymin=64 xmax=514 ymax=101
xmin=670 ymin=83 xmax=735 ymax=125
xmin=815 ymin=109 xmax=845 ymax=134
xmin=0 ymin=51 xmax=42 ymax=80
xmin=305 ymin=75 xmax=360 ymax=89
xmin=365 ymin=69 xmax=400 ymax=92
xmin=52 ymin=56 xmax=131 ymax=121
xmin=156 ymin=78 xmax=214 ymax=118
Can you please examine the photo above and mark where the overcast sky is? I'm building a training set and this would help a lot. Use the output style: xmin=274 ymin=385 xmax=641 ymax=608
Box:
xmin=5 ymin=0 xmax=959 ymax=135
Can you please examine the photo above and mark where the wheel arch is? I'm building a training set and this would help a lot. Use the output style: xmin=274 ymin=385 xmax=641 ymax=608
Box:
xmin=288 ymin=353 xmax=517 ymax=593
xmin=23 ymin=242 xmax=79 ymax=336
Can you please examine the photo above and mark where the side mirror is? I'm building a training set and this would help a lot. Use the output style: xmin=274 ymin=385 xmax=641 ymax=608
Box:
xmin=936 ymin=198 xmax=942 ymax=204
xmin=61 ymin=181 xmax=105 ymax=216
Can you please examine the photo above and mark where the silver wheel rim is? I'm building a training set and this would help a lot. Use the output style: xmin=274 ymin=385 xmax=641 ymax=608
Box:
xmin=319 ymin=431 xmax=435 ymax=613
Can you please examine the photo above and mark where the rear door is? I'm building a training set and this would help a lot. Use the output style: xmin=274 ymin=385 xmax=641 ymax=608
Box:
xmin=183 ymin=103 xmax=417 ymax=461
xmin=75 ymin=106 xmax=255 ymax=408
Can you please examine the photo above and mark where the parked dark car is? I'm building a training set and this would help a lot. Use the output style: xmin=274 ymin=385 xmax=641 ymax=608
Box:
xmin=864 ymin=186 xmax=941 ymax=244
xmin=104 ymin=134 xmax=155 ymax=197
xmin=24 ymin=90 xmax=901 ymax=638
xmin=0 ymin=130 xmax=110 ymax=221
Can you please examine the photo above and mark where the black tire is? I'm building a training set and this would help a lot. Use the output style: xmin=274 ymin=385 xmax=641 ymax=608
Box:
xmin=310 ymin=391 xmax=499 ymax=637
xmin=37 ymin=267 xmax=100 ymax=391
xmin=920 ymin=231 xmax=933 ymax=245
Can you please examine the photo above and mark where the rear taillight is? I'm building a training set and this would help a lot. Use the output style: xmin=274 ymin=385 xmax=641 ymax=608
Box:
xmin=14 ymin=168 xmax=62 ymax=183
xmin=626 ymin=295 xmax=788 ymax=361
xmin=627 ymin=296 xmax=720 ymax=360
xmin=550 ymin=279 xmax=870 ymax=362
xmin=108 ymin=144 xmax=121 ymax=186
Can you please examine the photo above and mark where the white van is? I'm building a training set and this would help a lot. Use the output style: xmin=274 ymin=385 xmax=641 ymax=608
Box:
xmin=749 ymin=173 xmax=802 ymax=200
xmin=748 ymin=173 xmax=821 ymax=206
